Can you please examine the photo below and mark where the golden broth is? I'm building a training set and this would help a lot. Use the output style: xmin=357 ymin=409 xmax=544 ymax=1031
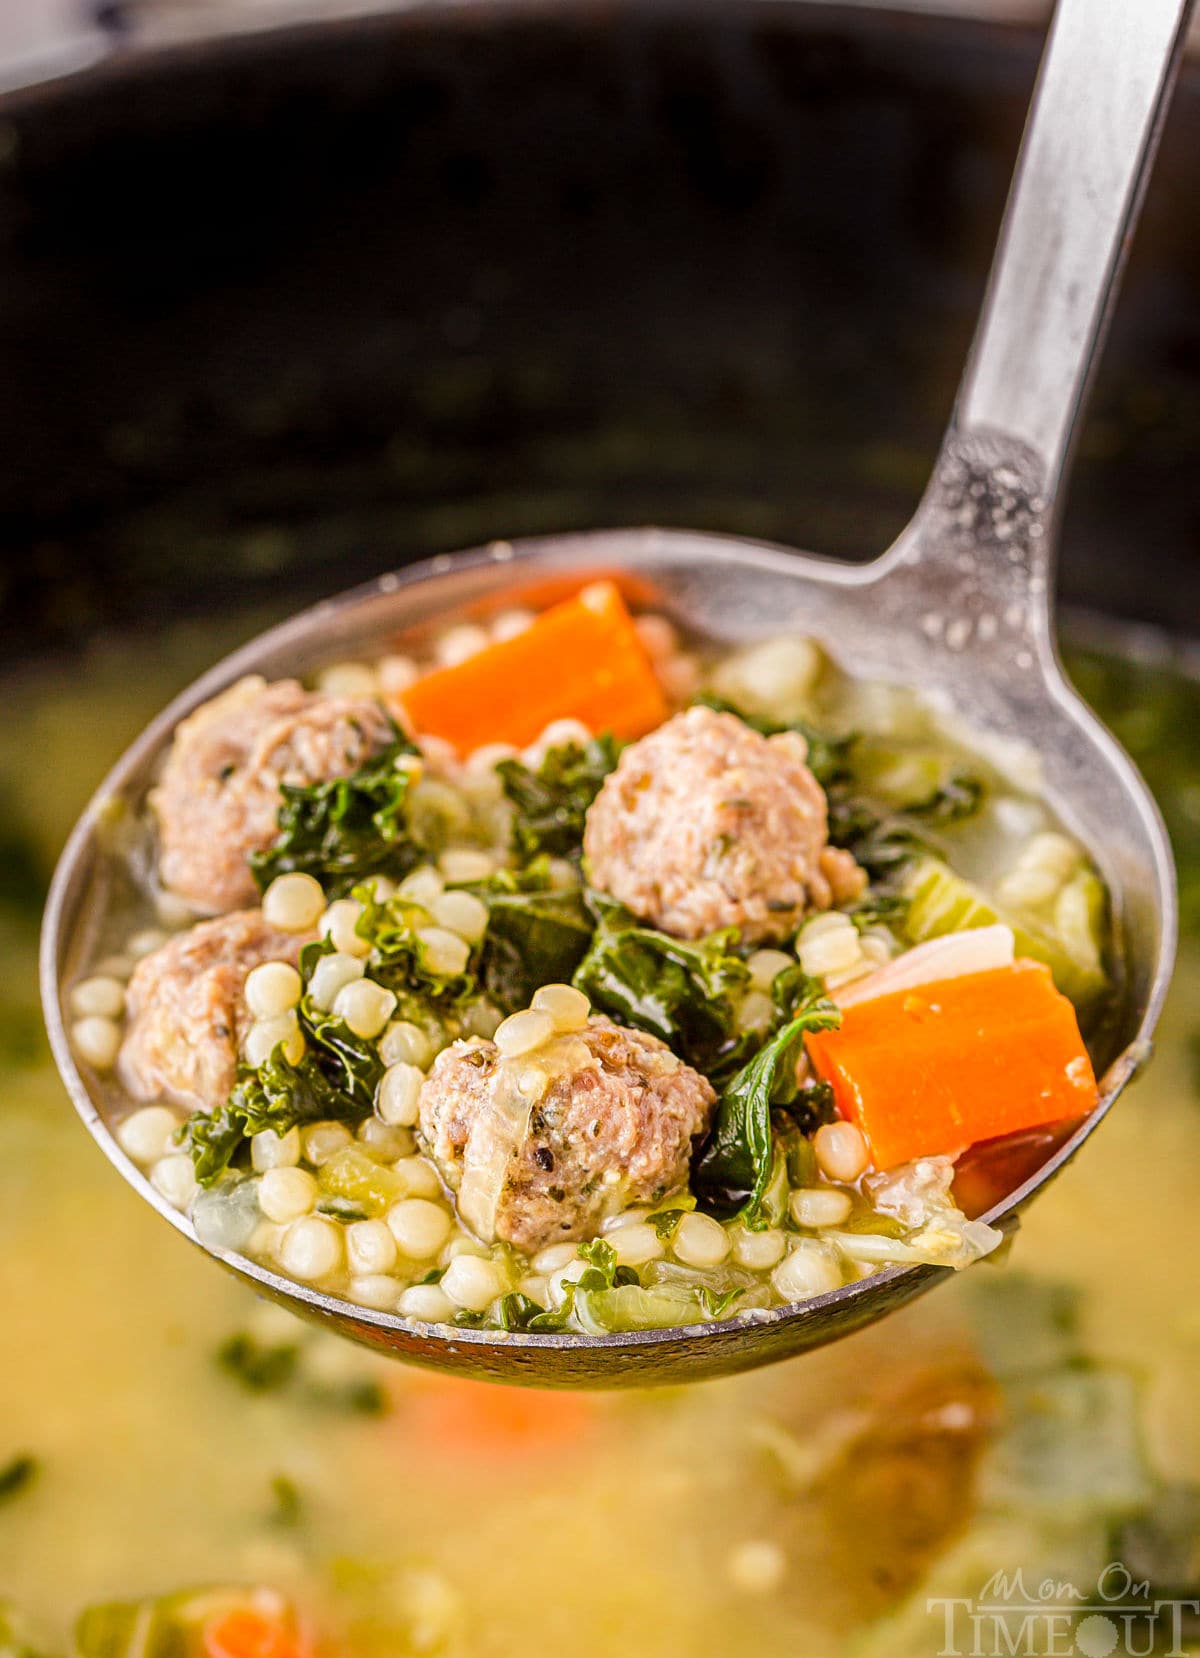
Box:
xmin=2 ymin=621 xmax=1197 ymax=1655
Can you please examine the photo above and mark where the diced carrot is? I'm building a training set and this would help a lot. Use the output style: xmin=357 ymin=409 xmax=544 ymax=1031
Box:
xmin=397 ymin=581 xmax=668 ymax=753
xmin=411 ymin=1375 xmax=597 ymax=1458
xmin=804 ymin=959 xmax=1098 ymax=1170
xmin=203 ymin=1609 xmax=310 ymax=1658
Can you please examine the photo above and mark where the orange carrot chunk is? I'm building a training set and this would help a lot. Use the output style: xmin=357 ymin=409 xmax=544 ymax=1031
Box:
xmin=203 ymin=1609 xmax=309 ymax=1658
xmin=805 ymin=959 xmax=1098 ymax=1170
xmin=397 ymin=581 xmax=668 ymax=753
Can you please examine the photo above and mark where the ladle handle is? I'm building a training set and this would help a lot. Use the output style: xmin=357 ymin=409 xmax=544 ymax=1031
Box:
xmin=955 ymin=0 xmax=1193 ymax=499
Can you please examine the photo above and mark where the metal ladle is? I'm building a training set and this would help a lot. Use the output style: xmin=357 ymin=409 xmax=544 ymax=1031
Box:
xmin=42 ymin=0 xmax=1187 ymax=1387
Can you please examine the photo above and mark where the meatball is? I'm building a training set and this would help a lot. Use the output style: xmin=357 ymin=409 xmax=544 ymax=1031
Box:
xmin=583 ymin=705 xmax=865 ymax=944
xmin=118 ymin=910 xmax=306 ymax=1113
xmin=418 ymin=1017 xmax=717 ymax=1252
xmin=152 ymin=675 xmax=396 ymax=913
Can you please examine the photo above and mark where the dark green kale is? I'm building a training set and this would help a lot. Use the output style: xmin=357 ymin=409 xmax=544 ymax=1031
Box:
xmin=572 ymin=892 xmax=754 ymax=1083
xmin=180 ymin=1039 xmax=366 ymax=1187
xmin=473 ymin=865 xmax=594 ymax=1013
xmin=694 ymin=982 xmax=841 ymax=1227
xmin=249 ymin=726 xmax=423 ymax=898
xmin=0 ymin=1455 xmax=37 ymax=1506
xmin=217 ymin=1331 xmax=301 ymax=1393
xmin=351 ymin=892 xmax=477 ymax=1011
xmin=691 ymin=693 xmax=857 ymax=790
xmin=826 ymin=769 xmax=984 ymax=884
xmin=782 ymin=1080 xmax=839 ymax=1138
xmin=498 ymin=734 xmax=620 ymax=861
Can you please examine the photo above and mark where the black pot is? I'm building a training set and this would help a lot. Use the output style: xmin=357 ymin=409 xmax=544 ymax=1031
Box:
xmin=1 ymin=0 xmax=1197 ymax=661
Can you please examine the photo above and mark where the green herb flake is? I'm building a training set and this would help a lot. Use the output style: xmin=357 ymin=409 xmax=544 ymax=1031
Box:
xmin=216 ymin=1331 xmax=301 ymax=1394
xmin=0 ymin=1456 xmax=37 ymax=1506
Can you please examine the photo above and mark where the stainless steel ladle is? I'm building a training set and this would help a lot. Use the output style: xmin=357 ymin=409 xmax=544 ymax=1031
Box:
xmin=42 ymin=0 xmax=1187 ymax=1387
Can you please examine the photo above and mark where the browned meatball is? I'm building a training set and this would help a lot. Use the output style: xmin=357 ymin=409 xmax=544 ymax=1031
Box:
xmin=118 ymin=910 xmax=306 ymax=1113
xmin=418 ymin=1017 xmax=717 ymax=1252
xmin=151 ymin=675 xmax=396 ymax=913
xmin=583 ymin=705 xmax=865 ymax=944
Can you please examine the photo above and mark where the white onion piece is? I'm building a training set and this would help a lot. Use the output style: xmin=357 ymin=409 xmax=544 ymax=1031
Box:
xmin=835 ymin=925 xmax=1014 ymax=1008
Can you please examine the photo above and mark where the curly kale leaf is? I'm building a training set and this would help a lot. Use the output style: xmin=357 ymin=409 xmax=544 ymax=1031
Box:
xmin=572 ymin=892 xmax=755 ymax=1083
xmin=498 ymin=734 xmax=620 ymax=861
xmin=468 ymin=863 xmax=594 ymax=1013
xmin=249 ymin=726 xmax=423 ymax=898
xmin=694 ymin=981 xmax=841 ymax=1226
xmin=826 ymin=769 xmax=984 ymax=885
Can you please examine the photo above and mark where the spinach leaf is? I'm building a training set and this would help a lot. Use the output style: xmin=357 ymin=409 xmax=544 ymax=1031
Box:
xmin=249 ymin=727 xmax=422 ymax=898
xmin=478 ymin=883 xmax=594 ymax=1013
xmin=572 ymin=892 xmax=753 ymax=1082
xmin=694 ymin=984 xmax=841 ymax=1226
xmin=0 ymin=1456 xmax=37 ymax=1506
xmin=498 ymin=734 xmax=620 ymax=860
xmin=692 ymin=694 xmax=857 ymax=790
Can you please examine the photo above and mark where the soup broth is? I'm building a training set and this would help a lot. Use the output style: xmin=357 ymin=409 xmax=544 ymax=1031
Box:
xmin=3 ymin=619 xmax=1198 ymax=1656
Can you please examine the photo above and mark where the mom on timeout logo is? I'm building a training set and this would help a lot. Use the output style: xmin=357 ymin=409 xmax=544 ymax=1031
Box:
xmin=927 ymin=1562 xmax=1199 ymax=1657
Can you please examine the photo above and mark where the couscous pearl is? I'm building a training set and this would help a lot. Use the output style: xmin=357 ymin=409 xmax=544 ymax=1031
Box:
xmin=279 ymin=1216 xmax=343 ymax=1281
xmin=436 ymin=623 xmax=490 ymax=667
xmin=117 ymin=1105 xmax=179 ymax=1165
xmin=357 ymin=1118 xmax=413 ymax=1160
xmin=258 ymin=1167 xmax=318 ymax=1223
xmin=530 ymin=982 xmax=591 ymax=1032
xmin=309 ymin=951 xmax=366 ymax=1011
xmin=494 ymin=1008 xmax=555 ymax=1058
xmin=519 ymin=1274 xmax=550 ymax=1305
xmin=348 ymin=1275 xmax=402 ymax=1311
xmin=251 ymin=1126 xmax=302 ymax=1172
xmin=602 ymin=1208 xmax=652 ymax=1232
xmin=813 ymin=1121 xmax=870 ymax=1183
xmin=416 ymin=734 xmax=459 ymax=774
xmin=489 ymin=607 xmax=535 ymax=642
xmin=321 ymin=899 xmax=371 ymax=958
xmin=399 ymin=864 xmax=444 ymax=906
xmin=389 ymin=1158 xmax=443 ymax=1200
xmin=746 ymin=949 xmax=794 ymax=994
xmin=461 ymin=1000 xmax=503 ymax=1040
xmin=633 ymin=613 xmax=678 ymax=660
xmin=333 ymin=978 xmax=397 ymax=1040
xmin=731 ymin=1226 xmax=787 ymax=1271
xmin=712 ymin=636 xmax=821 ymax=719
xmin=94 ymin=953 xmax=136 ymax=981
xmin=658 ymin=654 xmax=702 ymax=703
xmin=249 ymin=1220 xmax=287 ymax=1257
xmin=357 ymin=873 xmax=397 ymax=903
xmin=441 ymin=1254 xmax=504 ymax=1312
xmin=438 ymin=848 xmax=495 ymax=884
xmin=155 ymin=889 xmax=197 ymax=930
xmin=798 ymin=925 xmax=862 ymax=979
xmin=430 ymin=890 xmax=489 ymax=944
xmin=417 ymin=927 xmax=472 ymax=978
xmin=377 ymin=653 xmax=419 ymax=694
xmin=539 ymin=718 xmax=592 ymax=751
xmin=672 ymin=1211 xmax=730 ymax=1268
xmin=771 ymin=1239 xmax=844 ymax=1301
xmin=464 ymin=742 xmax=519 ymax=777
xmin=128 ymin=927 xmax=169 ymax=958
xmin=379 ymin=1020 xmax=434 ymax=1069
xmin=398 ymin=1284 xmax=456 ymax=1322
xmin=790 ymin=1187 xmax=854 ymax=1229
xmin=547 ymin=1257 xmax=590 ymax=1307
xmin=609 ymin=1223 xmax=664 ymax=1268
xmin=346 ymin=1218 xmax=399 ymax=1276
xmin=736 ymin=990 xmax=775 ymax=1033
xmin=69 ymin=975 xmax=127 ymax=1020
xmin=387 ymin=1198 xmax=452 ymax=1259
xmin=997 ymin=867 xmax=1061 ymax=908
xmin=546 ymin=858 xmax=578 ymax=891
xmin=532 ymin=1242 xmax=579 ymax=1274
xmin=262 ymin=872 xmax=325 ymax=934
xmin=243 ymin=1012 xmax=304 ymax=1070
xmin=72 ymin=1015 xmax=122 ymax=1071
xmin=244 ymin=961 xmax=303 ymax=1020
xmin=301 ymin=1121 xmax=355 ymax=1167
xmin=317 ymin=661 xmax=378 ymax=696
xmin=439 ymin=1234 xmax=492 ymax=1264
xmin=151 ymin=1153 xmax=197 ymax=1211
xmin=376 ymin=1062 xmax=424 ymax=1128
xmin=727 ymin=1540 xmax=786 ymax=1594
